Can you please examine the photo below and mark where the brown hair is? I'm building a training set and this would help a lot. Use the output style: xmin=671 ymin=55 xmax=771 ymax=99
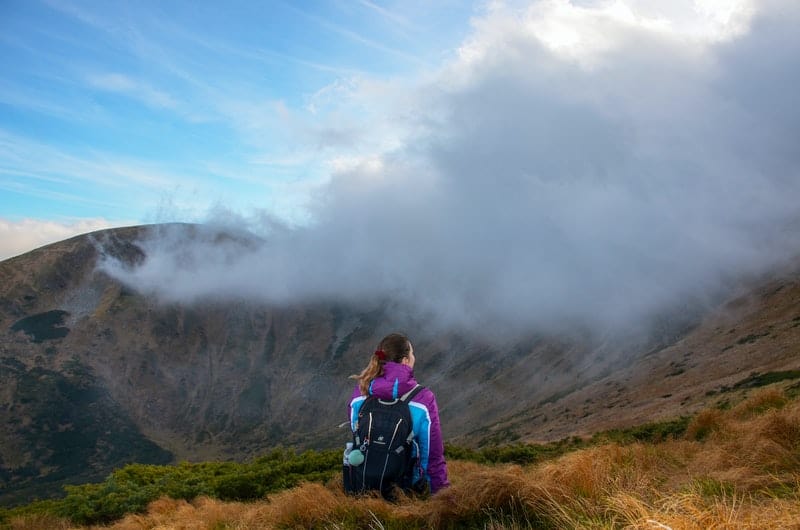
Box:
xmin=350 ymin=333 xmax=413 ymax=396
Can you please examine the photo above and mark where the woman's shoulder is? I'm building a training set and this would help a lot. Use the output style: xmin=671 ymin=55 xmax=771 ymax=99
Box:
xmin=350 ymin=384 xmax=365 ymax=402
xmin=409 ymin=385 xmax=438 ymax=407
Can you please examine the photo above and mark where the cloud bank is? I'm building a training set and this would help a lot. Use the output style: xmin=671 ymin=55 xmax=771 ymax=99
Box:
xmin=103 ymin=0 xmax=800 ymax=337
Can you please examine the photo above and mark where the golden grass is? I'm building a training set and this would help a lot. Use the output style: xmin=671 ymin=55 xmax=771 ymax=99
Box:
xmin=13 ymin=389 xmax=800 ymax=530
xmin=730 ymin=388 xmax=787 ymax=420
xmin=7 ymin=513 xmax=73 ymax=530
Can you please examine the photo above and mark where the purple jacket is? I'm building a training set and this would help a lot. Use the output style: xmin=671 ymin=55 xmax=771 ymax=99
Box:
xmin=348 ymin=362 xmax=450 ymax=493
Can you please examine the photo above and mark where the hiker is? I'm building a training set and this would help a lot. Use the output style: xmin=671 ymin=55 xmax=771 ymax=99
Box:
xmin=344 ymin=333 xmax=450 ymax=498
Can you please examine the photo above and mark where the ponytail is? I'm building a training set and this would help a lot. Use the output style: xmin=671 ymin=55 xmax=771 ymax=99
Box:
xmin=350 ymin=333 xmax=412 ymax=396
xmin=350 ymin=355 xmax=384 ymax=396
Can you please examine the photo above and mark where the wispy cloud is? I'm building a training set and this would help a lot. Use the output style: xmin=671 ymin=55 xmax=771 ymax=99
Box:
xmin=141 ymin=12 xmax=367 ymax=79
xmin=0 ymin=177 xmax=125 ymax=210
xmin=0 ymin=83 xmax=86 ymax=123
xmin=284 ymin=3 xmax=430 ymax=67
xmin=86 ymin=72 xmax=178 ymax=109
xmin=0 ymin=129 xmax=173 ymax=189
xmin=357 ymin=0 xmax=413 ymax=32
xmin=10 ymin=0 xmax=423 ymax=194
xmin=42 ymin=0 xmax=125 ymax=37
xmin=0 ymin=126 xmax=316 ymax=226
xmin=0 ymin=217 xmax=125 ymax=260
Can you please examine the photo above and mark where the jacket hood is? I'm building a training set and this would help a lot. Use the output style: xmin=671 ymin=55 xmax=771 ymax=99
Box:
xmin=368 ymin=362 xmax=418 ymax=399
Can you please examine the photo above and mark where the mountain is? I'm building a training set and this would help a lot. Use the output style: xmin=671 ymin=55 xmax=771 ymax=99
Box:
xmin=1 ymin=224 xmax=799 ymax=506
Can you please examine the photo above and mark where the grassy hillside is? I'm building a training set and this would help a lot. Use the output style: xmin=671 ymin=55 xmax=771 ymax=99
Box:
xmin=3 ymin=225 xmax=799 ymax=509
xmin=3 ymin=385 xmax=799 ymax=529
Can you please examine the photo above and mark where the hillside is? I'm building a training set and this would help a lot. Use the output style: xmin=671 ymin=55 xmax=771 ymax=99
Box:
xmin=474 ymin=261 xmax=800 ymax=446
xmin=1 ymin=224 xmax=799 ymax=507
xmin=4 ymin=388 xmax=800 ymax=528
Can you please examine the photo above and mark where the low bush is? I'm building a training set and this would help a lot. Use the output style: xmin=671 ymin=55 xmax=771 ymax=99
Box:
xmin=592 ymin=416 xmax=691 ymax=444
xmin=0 ymin=448 xmax=342 ymax=526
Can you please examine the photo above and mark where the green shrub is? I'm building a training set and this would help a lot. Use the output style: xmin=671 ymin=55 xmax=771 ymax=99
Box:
xmin=592 ymin=416 xmax=691 ymax=444
xmin=0 ymin=449 xmax=341 ymax=526
xmin=446 ymin=436 xmax=585 ymax=465
xmin=445 ymin=418 xmax=690 ymax=468
xmin=733 ymin=371 xmax=800 ymax=390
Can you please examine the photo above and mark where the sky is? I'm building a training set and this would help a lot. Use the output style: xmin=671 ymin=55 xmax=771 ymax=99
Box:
xmin=3 ymin=0 xmax=800 ymax=336
xmin=0 ymin=0 xmax=474 ymax=258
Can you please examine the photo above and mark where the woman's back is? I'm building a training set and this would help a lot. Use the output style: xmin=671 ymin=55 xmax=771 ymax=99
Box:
xmin=346 ymin=335 xmax=449 ymax=495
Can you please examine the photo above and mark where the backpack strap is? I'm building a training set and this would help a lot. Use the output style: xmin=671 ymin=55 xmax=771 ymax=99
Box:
xmin=399 ymin=384 xmax=424 ymax=403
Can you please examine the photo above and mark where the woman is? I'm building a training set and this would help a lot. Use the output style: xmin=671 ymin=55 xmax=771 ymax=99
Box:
xmin=347 ymin=333 xmax=450 ymax=494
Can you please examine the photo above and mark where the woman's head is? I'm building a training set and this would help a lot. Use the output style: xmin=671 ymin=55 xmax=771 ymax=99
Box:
xmin=351 ymin=333 xmax=415 ymax=395
xmin=377 ymin=333 xmax=414 ymax=366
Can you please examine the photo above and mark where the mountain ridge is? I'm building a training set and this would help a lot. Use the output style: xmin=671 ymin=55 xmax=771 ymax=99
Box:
xmin=2 ymin=224 xmax=798 ymax=506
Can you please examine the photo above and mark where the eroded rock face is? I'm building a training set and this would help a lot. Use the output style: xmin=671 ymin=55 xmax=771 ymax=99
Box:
xmin=2 ymin=224 xmax=799 ymax=507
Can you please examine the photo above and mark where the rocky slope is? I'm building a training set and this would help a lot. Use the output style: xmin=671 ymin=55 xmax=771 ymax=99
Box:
xmin=1 ymin=224 xmax=798 ymax=506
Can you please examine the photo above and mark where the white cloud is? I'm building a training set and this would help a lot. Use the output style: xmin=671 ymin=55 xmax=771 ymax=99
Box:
xmin=327 ymin=154 xmax=385 ymax=175
xmin=456 ymin=0 xmax=757 ymax=75
xmin=0 ymin=218 xmax=124 ymax=261
xmin=103 ymin=0 xmax=800 ymax=338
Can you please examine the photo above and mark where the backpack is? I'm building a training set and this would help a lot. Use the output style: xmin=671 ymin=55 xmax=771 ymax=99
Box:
xmin=343 ymin=385 xmax=425 ymax=499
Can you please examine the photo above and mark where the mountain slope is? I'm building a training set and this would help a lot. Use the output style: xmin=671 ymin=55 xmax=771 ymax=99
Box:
xmin=474 ymin=263 xmax=800 ymax=445
xmin=1 ymin=224 xmax=798 ymax=506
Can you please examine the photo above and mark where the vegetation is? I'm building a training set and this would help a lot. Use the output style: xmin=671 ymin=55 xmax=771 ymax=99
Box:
xmin=591 ymin=416 xmax=691 ymax=444
xmin=706 ymin=371 xmax=800 ymax=401
xmin=0 ymin=449 xmax=340 ymax=526
xmin=0 ymin=357 xmax=171 ymax=506
xmin=446 ymin=436 xmax=585 ymax=466
xmin=731 ymin=370 xmax=800 ymax=390
xmin=2 ymin=388 xmax=799 ymax=529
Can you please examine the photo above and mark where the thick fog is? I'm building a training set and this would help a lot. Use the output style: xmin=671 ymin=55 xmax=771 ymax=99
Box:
xmin=102 ymin=1 xmax=800 ymax=337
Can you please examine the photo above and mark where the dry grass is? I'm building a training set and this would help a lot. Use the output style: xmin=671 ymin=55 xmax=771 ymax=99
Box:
xmin=12 ymin=390 xmax=800 ymax=530
xmin=107 ymin=496 xmax=249 ymax=530
xmin=730 ymin=388 xmax=788 ymax=420
xmin=7 ymin=513 xmax=73 ymax=530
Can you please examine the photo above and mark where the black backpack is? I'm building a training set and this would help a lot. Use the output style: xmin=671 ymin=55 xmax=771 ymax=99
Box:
xmin=343 ymin=385 xmax=425 ymax=499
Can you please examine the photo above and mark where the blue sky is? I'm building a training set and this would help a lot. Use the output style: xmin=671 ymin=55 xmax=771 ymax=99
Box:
xmin=0 ymin=0 xmax=474 ymax=257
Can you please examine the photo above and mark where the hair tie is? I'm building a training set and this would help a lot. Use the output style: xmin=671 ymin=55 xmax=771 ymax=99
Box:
xmin=374 ymin=349 xmax=386 ymax=361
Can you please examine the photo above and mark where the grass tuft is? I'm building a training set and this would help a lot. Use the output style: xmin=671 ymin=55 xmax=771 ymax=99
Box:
xmin=685 ymin=408 xmax=726 ymax=441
